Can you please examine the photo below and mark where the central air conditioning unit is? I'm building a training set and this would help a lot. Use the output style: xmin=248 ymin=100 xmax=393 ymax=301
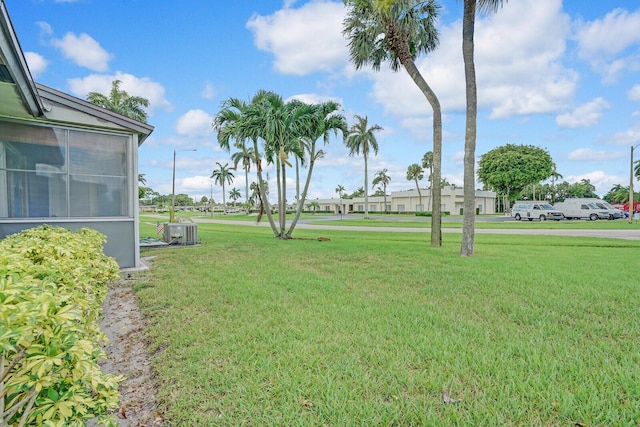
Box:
xmin=162 ymin=223 xmax=198 ymax=245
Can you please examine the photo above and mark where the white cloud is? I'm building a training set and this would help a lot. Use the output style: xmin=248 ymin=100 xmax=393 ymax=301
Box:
xmin=567 ymin=148 xmax=626 ymax=161
xmin=565 ymin=170 xmax=620 ymax=196
xmin=575 ymin=8 xmax=640 ymax=83
xmin=629 ymin=84 xmax=640 ymax=101
xmin=556 ymin=97 xmax=610 ymax=128
xmin=201 ymin=81 xmax=216 ymax=100
xmin=287 ymin=93 xmax=343 ymax=106
xmin=246 ymin=0 xmax=348 ymax=75
xmin=67 ymin=72 xmax=172 ymax=114
xmin=51 ymin=32 xmax=112 ymax=72
xmin=24 ymin=52 xmax=48 ymax=78
xmin=176 ymin=109 xmax=213 ymax=137
xmin=36 ymin=21 xmax=53 ymax=36
xmin=368 ymin=0 xmax=576 ymax=135
xmin=610 ymin=123 xmax=640 ymax=146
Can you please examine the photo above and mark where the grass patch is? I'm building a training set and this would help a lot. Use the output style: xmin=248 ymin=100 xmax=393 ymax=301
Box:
xmin=135 ymin=222 xmax=640 ymax=425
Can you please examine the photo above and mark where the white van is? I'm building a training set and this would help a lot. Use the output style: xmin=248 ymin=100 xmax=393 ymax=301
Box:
xmin=511 ymin=201 xmax=564 ymax=221
xmin=553 ymin=198 xmax=611 ymax=220
xmin=592 ymin=200 xmax=624 ymax=219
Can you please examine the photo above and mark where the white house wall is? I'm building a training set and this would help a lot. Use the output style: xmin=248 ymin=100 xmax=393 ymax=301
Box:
xmin=312 ymin=186 xmax=496 ymax=214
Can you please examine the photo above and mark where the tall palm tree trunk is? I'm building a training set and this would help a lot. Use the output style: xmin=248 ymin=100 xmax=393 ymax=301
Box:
xmin=461 ymin=0 xmax=477 ymax=257
xmin=221 ymin=183 xmax=227 ymax=214
xmin=244 ymin=168 xmax=249 ymax=207
xmin=252 ymin=140 xmax=278 ymax=236
xmin=287 ymin=145 xmax=317 ymax=237
xmin=400 ymin=59 xmax=442 ymax=247
xmin=364 ymin=152 xmax=369 ymax=218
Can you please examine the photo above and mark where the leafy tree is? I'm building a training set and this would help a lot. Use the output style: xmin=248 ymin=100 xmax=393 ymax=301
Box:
xmin=372 ymin=168 xmax=391 ymax=213
xmin=604 ymin=184 xmax=631 ymax=204
xmin=373 ymin=187 xmax=386 ymax=196
xmin=350 ymin=187 xmax=366 ymax=198
xmin=406 ymin=163 xmax=424 ymax=209
xmin=343 ymin=0 xmax=443 ymax=244
xmin=211 ymin=162 xmax=234 ymax=213
xmin=173 ymin=193 xmax=193 ymax=206
xmin=478 ymin=144 xmax=554 ymax=204
xmin=86 ymin=80 xmax=149 ymax=123
xmin=460 ymin=0 xmax=507 ymax=257
xmin=345 ymin=115 xmax=382 ymax=219
xmin=138 ymin=186 xmax=156 ymax=202
xmin=567 ymin=179 xmax=597 ymax=199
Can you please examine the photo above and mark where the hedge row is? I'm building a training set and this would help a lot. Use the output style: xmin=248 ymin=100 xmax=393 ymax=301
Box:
xmin=1 ymin=225 xmax=122 ymax=427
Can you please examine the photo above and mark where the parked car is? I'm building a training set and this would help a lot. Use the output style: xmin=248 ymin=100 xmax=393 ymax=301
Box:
xmin=511 ymin=201 xmax=564 ymax=221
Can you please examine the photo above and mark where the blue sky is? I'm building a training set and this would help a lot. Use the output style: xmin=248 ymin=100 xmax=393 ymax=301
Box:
xmin=5 ymin=0 xmax=640 ymax=203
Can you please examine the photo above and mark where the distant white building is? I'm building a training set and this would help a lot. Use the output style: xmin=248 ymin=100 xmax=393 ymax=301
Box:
xmin=311 ymin=186 xmax=496 ymax=215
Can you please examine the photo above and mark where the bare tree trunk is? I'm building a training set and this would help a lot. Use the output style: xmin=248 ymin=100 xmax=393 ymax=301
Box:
xmin=461 ymin=0 xmax=477 ymax=257
xmin=364 ymin=151 xmax=369 ymax=218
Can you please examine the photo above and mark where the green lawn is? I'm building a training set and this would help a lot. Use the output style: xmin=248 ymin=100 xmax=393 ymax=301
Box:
xmin=133 ymin=221 xmax=640 ymax=425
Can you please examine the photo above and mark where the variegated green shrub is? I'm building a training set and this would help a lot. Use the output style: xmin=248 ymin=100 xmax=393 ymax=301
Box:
xmin=1 ymin=225 xmax=123 ymax=426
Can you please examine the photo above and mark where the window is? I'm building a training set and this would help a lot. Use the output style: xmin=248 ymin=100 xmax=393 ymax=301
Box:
xmin=357 ymin=205 xmax=363 ymax=211
xmin=416 ymin=204 xmax=424 ymax=212
xmin=370 ymin=205 xmax=376 ymax=211
xmin=0 ymin=121 xmax=130 ymax=218
xmin=398 ymin=204 xmax=405 ymax=212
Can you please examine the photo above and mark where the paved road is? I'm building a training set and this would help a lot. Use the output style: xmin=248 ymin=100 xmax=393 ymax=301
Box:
xmin=185 ymin=215 xmax=640 ymax=241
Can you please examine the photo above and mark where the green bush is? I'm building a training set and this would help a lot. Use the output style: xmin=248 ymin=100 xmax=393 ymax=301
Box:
xmin=414 ymin=211 xmax=450 ymax=217
xmin=1 ymin=225 xmax=122 ymax=426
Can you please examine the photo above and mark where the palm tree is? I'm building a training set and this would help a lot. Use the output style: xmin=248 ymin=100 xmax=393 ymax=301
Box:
xmin=245 ymin=93 xmax=314 ymax=238
xmin=335 ymin=184 xmax=346 ymax=215
xmin=211 ymin=162 xmax=234 ymax=214
xmin=307 ymin=200 xmax=320 ymax=214
xmin=372 ymin=169 xmax=391 ymax=213
xmin=213 ymin=93 xmax=278 ymax=233
xmin=228 ymin=187 xmax=241 ymax=207
xmin=231 ymin=145 xmax=255 ymax=206
xmin=422 ymin=151 xmax=434 ymax=212
xmin=460 ymin=0 xmax=507 ymax=257
xmin=406 ymin=163 xmax=424 ymax=210
xmin=343 ymin=0 xmax=442 ymax=244
xmin=286 ymin=100 xmax=347 ymax=237
xmin=549 ymin=163 xmax=563 ymax=204
xmin=86 ymin=80 xmax=149 ymax=123
xmin=345 ymin=115 xmax=382 ymax=219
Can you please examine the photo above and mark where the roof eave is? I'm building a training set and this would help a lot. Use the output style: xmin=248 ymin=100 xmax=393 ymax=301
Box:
xmin=0 ymin=0 xmax=44 ymax=117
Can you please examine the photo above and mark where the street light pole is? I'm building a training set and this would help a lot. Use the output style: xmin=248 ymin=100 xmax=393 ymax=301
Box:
xmin=171 ymin=150 xmax=176 ymax=223
xmin=630 ymin=144 xmax=640 ymax=224
xmin=171 ymin=149 xmax=196 ymax=223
